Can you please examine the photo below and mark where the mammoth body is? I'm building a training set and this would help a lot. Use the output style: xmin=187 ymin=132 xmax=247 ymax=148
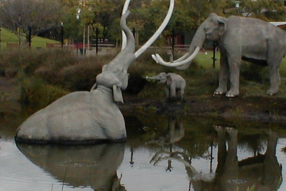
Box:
xmin=15 ymin=86 xmax=126 ymax=144
xmin=147 ymin=72 xmax=186 ymax=100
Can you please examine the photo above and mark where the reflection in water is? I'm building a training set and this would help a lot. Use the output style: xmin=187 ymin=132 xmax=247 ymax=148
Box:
xmin=146 ymin=117 xmax=184 ymax=146
xmin=148 ymin=117 xmax=190 ymax=172
xmin=16 ymin=143 xmax=126 ymax=191
xmin=1 ymin=112 xmax=286 ymax=191
xmin=149 ymin=123 xmax=283 ymax=191
xmin=213 ymin=127 xmax=282 ymax=191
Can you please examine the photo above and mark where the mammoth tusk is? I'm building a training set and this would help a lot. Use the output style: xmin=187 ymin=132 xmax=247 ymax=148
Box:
xmin=151 ymin=54 xmax=159 ymax=63
xmin=121 ymin=0 xmax=131 ymax=50
xmin=154 ymin=47 xmax=200 ymax=67
xmin=134 ymin=0 xmax=175 ymax=58
xmin=151 ymin=52 xmax=189 ymax=64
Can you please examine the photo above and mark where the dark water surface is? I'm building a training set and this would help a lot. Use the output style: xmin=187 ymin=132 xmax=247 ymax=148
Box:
xmin=1 ymin=106 xmax=286 ymax=191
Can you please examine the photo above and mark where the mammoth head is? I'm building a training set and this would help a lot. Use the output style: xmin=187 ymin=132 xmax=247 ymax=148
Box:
xmin=152 ymin=12 xmax=228 ymax=70
xmin=204 ymin=13 xmax=227 ymax=41
xmin=94 ymin=0 xmax=175 ymax=103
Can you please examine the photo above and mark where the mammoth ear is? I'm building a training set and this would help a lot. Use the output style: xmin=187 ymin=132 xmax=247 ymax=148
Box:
xmin=217 ymin=17 xmax=227 ymax=36
xmin=90 ymin=83 xmax=98 ymax=91
xmin=113 ymin=85 xmax=124 ymax=103
xmin=166 ymin=74 xmax=172 ymax=85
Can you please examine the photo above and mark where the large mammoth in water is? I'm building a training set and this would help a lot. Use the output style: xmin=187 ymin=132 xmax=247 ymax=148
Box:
xmin=152 ymin=13 xmax=286 ymax=97
xmin=15 ymin=0 xmax=175 ymax=144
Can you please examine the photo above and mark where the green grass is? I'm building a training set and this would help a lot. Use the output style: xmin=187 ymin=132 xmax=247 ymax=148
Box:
xmin=0 ymin=28 xmax=59 ymax=49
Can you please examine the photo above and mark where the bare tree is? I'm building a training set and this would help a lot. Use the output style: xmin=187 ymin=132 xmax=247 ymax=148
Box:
xmin=0 ymin=0 xmax=62 ymax=45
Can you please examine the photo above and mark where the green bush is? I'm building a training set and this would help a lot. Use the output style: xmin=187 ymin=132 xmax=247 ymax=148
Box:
xmin=2 ymin=47 xmax=286 ymax=108
xmin=20 ymin=77 xmax=69 ymax=108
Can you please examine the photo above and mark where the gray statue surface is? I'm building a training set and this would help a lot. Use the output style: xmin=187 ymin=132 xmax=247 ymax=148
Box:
xmin=152 ymin=13 xmax=286 ymax=97
xmin=15 ymin=0 xmax=175 ymax=144
xmin=146 ymin=72 xmax=186 ymax=101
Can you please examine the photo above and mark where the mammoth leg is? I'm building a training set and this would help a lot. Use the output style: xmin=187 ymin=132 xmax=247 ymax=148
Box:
xmin=165 ymin=86 xmax=170 ymax=99
xmin=214 ymin=49 xmax=228 ymax=95
xmin=226 ymin=53 xmax=241 ymax=97
xmin=170 ymin=84 xmax=176 ymax=98
xmin=262 ymin=131 xmax=281 ymax=189
xmin=220 ymin=128 xmax=239 ymax=191
xmin=214 ymin=126 xmax=227 ymax=174
xmin=179 ymin=88 xmax=184 ymax=100
xmin=266 ymin=38 xmax=284 ymax=95
xmin=267 ymin=60 xmax=281 ymax=96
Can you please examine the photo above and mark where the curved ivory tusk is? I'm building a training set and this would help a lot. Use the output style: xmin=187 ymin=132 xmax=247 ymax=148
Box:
xmin=152 ymin=52 xmax=189 ymax=64
xmin=121 ymin=0 xmax=131 ymax=50
xmin=155 ymin=47 xmax=200 ymax=67
xmin=173 ymin=52 xmax=189 ymax=62
xmin=134 ymin=0 xmax=175 ymax=58
xmin=151 ymin=54 xmax=159 ymax=63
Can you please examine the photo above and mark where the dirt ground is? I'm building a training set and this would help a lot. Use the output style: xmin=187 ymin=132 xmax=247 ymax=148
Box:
xmin=1 ymin=76 xmax=286 ymax=124
xmin=119 ymin=94 xmax=286 ymax=124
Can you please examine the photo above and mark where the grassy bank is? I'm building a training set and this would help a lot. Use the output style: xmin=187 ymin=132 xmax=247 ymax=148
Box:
xmin=1 ymin=47 xmax=286 ymax=109
xmin=0 ymin=28 xmax=59 ymax=49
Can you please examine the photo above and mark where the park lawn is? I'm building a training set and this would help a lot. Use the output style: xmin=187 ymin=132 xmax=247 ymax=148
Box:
xmin=0 ymin=28 xmax=59 ymax=49
xmin=195 ymin=50 xmax=286 ymax=75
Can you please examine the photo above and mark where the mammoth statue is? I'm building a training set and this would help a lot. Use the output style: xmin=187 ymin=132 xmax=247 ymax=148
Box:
xmin=15 ymin=0 xmax=175 ymax=144
xmin=152 ymin=13 xmax=286 ymax=97
xmin=146 ymin=72 xmax=186 ymax=101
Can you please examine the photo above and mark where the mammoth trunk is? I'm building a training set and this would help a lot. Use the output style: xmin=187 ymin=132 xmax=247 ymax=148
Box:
xmin=152 ymin=22 xmax=206 ymax=69
xmin=173 ymin=22 xmax=206 ymax=69
xmin=187 ymin=22 xmax=206 ymax=57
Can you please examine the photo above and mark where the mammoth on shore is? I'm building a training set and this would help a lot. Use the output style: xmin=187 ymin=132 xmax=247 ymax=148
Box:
xmin=146 ymin=72 xmax=186 ymax=101
xmin=15 ymin=0 xmax=175 ymax=144
xmin=152 ymin=13 xmax=286 ymax=97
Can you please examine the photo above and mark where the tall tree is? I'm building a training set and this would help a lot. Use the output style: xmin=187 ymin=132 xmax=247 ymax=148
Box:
xmin=0 ymin=0 xmax=62 ymax=44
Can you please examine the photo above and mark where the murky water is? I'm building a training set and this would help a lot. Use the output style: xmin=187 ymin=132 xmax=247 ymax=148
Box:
xmin=1 ymin=106 xmax=286 ymax=191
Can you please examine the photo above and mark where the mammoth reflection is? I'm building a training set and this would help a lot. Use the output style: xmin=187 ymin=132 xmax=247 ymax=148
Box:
xmin=213 ymin=127 xmax=282 ymax=191
xmin=146 ymin=117 xmax=184 ymax=146
xmin=150 ymin=126 xmax=282 ymax=191
xmin=16 ymin=143 xmax=126 ymax=191
xmin=147 ymin=117 xmax=185 ymax=172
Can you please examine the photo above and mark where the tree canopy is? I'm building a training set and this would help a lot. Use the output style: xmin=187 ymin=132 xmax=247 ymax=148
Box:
xmin=1 ymin=0 xmax=285 ymax=46
xmin=0 ymin=0 xmax=62 ymax=44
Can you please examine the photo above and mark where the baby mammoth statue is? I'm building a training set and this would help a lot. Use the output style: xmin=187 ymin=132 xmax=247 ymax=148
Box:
xmin=146 ymin=72 xmax=186 ymax=101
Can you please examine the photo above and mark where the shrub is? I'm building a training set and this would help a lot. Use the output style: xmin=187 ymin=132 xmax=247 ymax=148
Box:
xmin=20 ymin=77 xmax=69 ymax=108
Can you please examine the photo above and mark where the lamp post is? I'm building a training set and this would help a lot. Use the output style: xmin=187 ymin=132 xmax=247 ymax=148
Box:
xmin=76 ymin=8 xmax=81 ymax=55
xmin=28 ymin=26 xmax=32 ymax=49
xmin=95 ymin=27 xmax=99 ymax=55
xmin=235 ymin=1 xmax=240 ymax=15
xmin=60 ymin=22 xmax=64 ymax=48
xmin=0 ymin=27 xmax=1 ymax=52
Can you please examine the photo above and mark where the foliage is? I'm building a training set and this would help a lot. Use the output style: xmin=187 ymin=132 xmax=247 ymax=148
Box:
xmin=0 ymin=28 xmax=59 ymax=49
xmin=1 ymin=0 xmax=286 ymax=48
xmin=20 ymin=77 xmax=69 ymax=108
xmin=239 ymin=0 xmax=286 ymax=21
xmin=0 ymin=0 xmax=62 ymax=44
xmin=2 ymin=45 xmax=286 ymax=106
